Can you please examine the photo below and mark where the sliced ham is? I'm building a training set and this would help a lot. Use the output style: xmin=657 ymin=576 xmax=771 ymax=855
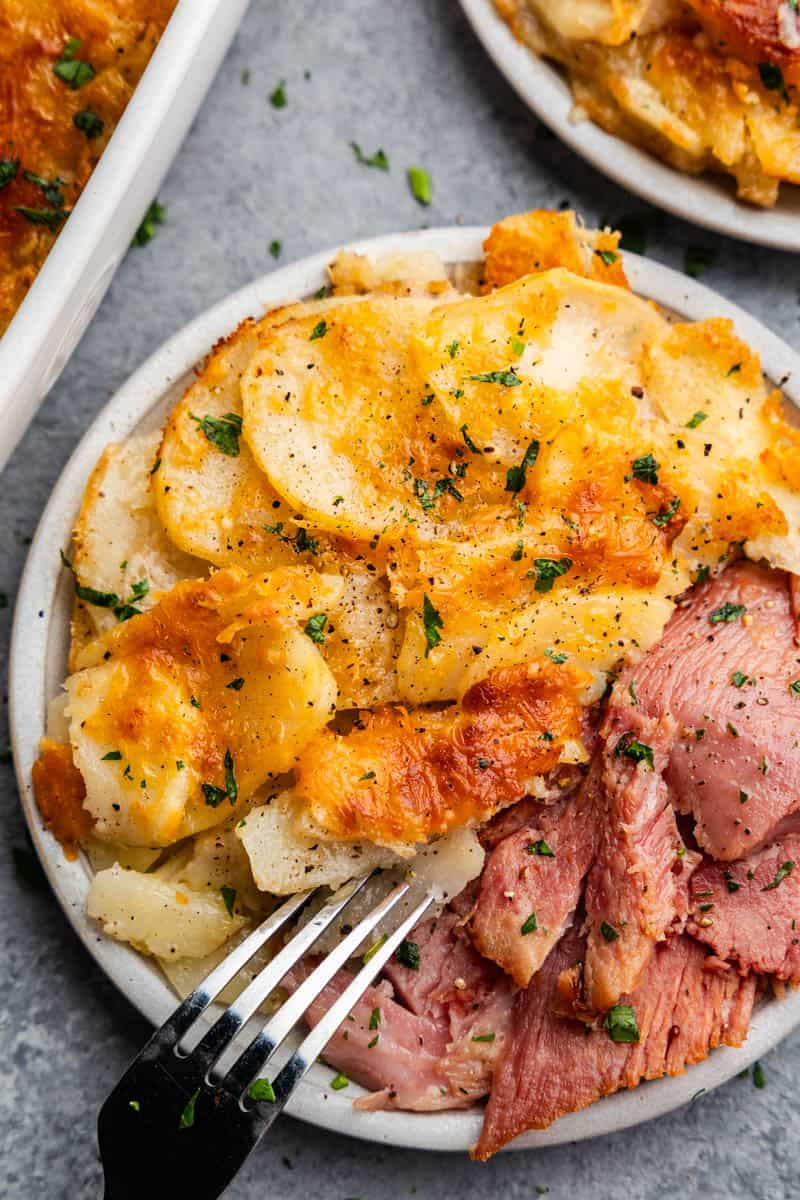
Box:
xmin=284 ymin=910 xmax=514 ymax=1111
xmin=469 ymin=768 xmax=602 ymax=987
xmin=581 ymin=708 xmax=698 ymax=1013
xmin=620 ymin=561 xmax=800 ymax=862
xmin=687 ymin=836 xmax=800 ymax=982
xmin=474 ymin=926 xmax=756 ymax=1160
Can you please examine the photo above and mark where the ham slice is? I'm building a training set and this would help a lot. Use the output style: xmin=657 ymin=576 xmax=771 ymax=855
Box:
xmin=622 ymin=561 xmax=800 ymax=862
xmin=581 ymin=708 xmax=698 ymax=1013
xmin=687 ymin=836 xmax=800 ymax=982
xmin=469 ymin=768 xmax=602 ymax=987
xmin=284 ymin=910 xmax=514 ymax=1111
xmin=474 ymin=926 xmax=756 ymax=1159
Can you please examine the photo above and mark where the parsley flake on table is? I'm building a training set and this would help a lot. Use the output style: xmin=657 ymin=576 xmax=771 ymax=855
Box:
xmin=133 ymin=200 xmax=166 ymax=247
xmin=407 ymin=166 xmax=432 ymax=206
xmin=350 ymin=142 xmax=389 ymax=171
xmin=270 ymin=79 xmax=287 ymax=108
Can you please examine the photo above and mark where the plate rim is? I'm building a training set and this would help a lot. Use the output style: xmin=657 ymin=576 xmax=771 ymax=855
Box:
xmin=458 ymin=0 xmax=800 ymax=251
xmin=10 ymin=224 xmax=800 ymax=1154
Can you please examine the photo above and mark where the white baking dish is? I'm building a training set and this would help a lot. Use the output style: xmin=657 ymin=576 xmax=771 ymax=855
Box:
xmin=0 ymin=0 xmax=251 ymax=476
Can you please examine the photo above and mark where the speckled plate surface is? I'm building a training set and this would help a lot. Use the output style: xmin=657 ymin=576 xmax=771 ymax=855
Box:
xmin=459 ymin=0 xmax=800 ymax=252
xmin=10 ymin=227 xmax=800 ymax=1152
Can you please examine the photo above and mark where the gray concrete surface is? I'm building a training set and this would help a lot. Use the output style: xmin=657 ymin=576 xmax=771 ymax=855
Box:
xmin=2 ymin=1 xmax=799 ymax=1196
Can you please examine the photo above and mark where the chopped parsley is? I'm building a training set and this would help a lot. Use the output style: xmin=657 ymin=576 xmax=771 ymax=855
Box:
xmin=477 ymin=757 xmax=491 ymax=770
xmin=520 ymin=912 xmax=538 ymax=935
xmin=150 ymin=457 xmax=161 ymax=475
xmin=740 ymin=790 xmax=749 ymax=804
xmin=220 ymin=885 xmax=237 ymax=917
xmin=101 ymin=750 xmax=122 ymax=761
xmin=762 ymin=861 xmax=795 ymax=891
xmin=73 ymin=109 xmax=104 ymax=139
xmin=686 ymin=411 xmax=708 ymax=428
xmin=511 ymin=540 xmax=524 ymax=562
xmin=724 ymin=870 xmax=741 ymax=894
xmin=330 ymin=1072 xmax=349 ymax=1091
xmin=270 ymin=79 xmax=287 ymax=108
xmin=226 ymin=677 xmax=245 ymax=691
xmin=358 ymin=770 xmax=376 ymax=781
xmin=790 ymin=680 xmax=800 ymax=695
xmin=614 ymin=731 xmax=654 ymax=770
xmin=23 ymin=170 xmax=65 ymax=207
xmin=407 ymin=166 xmax=432 ymax=206
xmin=600 ymin=921 xmax=620 ymax=942
xmin=544 ymin=648 xmax=567 ymax=664
xmin=595 ymin=249 xmax=618 ymax=266
xmin=362 ymin=934 xmax=387 ymax=964
xmin=190 ymin=411 xmax=242 ymax=457
xmin=54 ymin=39 xmax=95 ymax=89
xmin=731 ymin=672 xmax=749 ymax=688
xmin=0 ymin=158 xmax=19 ymax=189
xmin=369 ymin=1007 xmax=382 ymax=1030
xmin=133 ymin=200 xmax=166 ymax=247
xmin=460 ymin=424 xmax=482 ymax=454
xmin=263 ymin=522 xmax=321 ymax=556
xmin=527 ymin=839 xmax=554 ymax=857
xmin=752 ymin=1062 xmax=766 ymax=1089
xmin=14 ymin=206 xmax=66 ymax=231
xmin=248 ymin=1078 xmax=276 ymax=1103
xmin=395 ymin=940 xmax=420 ymax=970
xmin=604 ymin=1004 xmax=639 ymax=1044
xmin=471 ymin=1032 xmax=496 ymax=1043
xmin=350 ymin=142 xmax=389 ymax=170
xmin=709 ymin=602 xmax=746 ymax=625
xmin=631 ymin=453 xmax=659 ymax=484
xmin=422 ymin=594 xmax=443 ymax=656
xmin=128 ymin=1100 xmax=140 ymax=1113
xmin=466 ymin=369 xmax=522 ymax=388
xmin=510 ymin=336 xmax=525 ymax=356
xmin=530 ymin=557 xmax=572 ymax=594
xmin=202 ymin=749 xmax=237 ymax=808
xmin=309 ymin=319 xmax=328 ymax=341
xmin=759 ymin=62 xmax=789 ymax=101
xmin=179 ymin=1088 xmax=200 ymax=1129
xmin=269 ymin=239 xmax=282 ymax=259
xmin=685 ymin=246 xmax=716 ymax=279
xmin=726 ymin=363 xmax=741 ymax=377
xmin=190 ymin=695 xmax=201 ymax=708
xmin=420 ymin=393 xmax=434 ymax=406
xmin=304 ymin=612 xmax=328 ymax=644
xmin=651 ymin=497 xmax=681 ymax=527
xmin=505 ymin=439 xmax=540 ymax=493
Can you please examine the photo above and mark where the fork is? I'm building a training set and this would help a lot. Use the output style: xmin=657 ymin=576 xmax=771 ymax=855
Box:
xmin=98 ymin=874 xmax=434 ymax=1199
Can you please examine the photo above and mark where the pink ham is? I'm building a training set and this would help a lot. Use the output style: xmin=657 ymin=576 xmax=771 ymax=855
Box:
xmin=469 ymin=768 xmax=602 ymax=987
xmin=474 ymin=926 xmax=756 ymax=1160
xmin=622 ymin=561 xmax=800 ymax=861
xmin=283 ymin=911 xmax=514 ymax=1111
xmin=581 ymin=708 xmax=698 ymax=1013
xmin=687 ymin=836 xmax=800 ymax=982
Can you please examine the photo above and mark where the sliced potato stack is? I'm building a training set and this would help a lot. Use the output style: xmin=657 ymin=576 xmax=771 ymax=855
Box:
xmin=32 ymin=210 xmax=800 ymax=978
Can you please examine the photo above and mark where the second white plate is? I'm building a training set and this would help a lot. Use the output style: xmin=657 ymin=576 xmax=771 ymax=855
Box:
xmin=459 ymin=0 xmax=800 ymax=251
xmin=10 ymin=226 xmax=800 ymax=1153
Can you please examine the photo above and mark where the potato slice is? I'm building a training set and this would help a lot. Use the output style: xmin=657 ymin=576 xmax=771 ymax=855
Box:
xmin=72 ymin=430 xmax=202 ymax=639
xmin=238 ymin=791 xmax=401 ymax=894
xmin=323 ymin=565 xmax=402 ymax=708
xmin=67 ymin=568 xmax=339 ymax=846
xmin=87 ymin=863 xmax=247 ymax=959
xmin=241 ymin=295 xmax=452 ymax=539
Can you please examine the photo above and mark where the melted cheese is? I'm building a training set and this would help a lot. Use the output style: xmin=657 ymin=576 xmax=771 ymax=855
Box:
xmin=67 ymin=567 xmax=339 ymax=845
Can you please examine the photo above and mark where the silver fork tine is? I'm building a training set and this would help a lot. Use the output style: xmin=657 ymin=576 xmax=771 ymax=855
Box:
xmin=159 ymin=888 xmax=315 ymax=1045
xmin=220 ymin=879 xmax=411 ymax=1094
xmin=241 ymin=888 xmax=436 ymax=1116
xmin=188 ymin=874 xmax=370 ymax=1065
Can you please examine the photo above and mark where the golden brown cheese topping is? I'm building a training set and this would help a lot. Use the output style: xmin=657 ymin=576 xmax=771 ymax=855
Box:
xmin=31 ymin=738 xmax=91 ymax=858
xmin=0 ymin=0 xmax=176 ymax=335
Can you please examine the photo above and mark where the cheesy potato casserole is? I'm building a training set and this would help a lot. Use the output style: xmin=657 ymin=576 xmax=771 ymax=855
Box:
xmin=495 ymin=0 xmax=800 ymax=205
xmin=30 ymin=211 xmax=800 ymax=1138
xmin=0 ymin=0 xmax=176 ymax=336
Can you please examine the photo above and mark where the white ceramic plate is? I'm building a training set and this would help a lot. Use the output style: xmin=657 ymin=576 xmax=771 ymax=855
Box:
xmin=459 ymin=0 xmax=800 ymax=252
xmin=10 ymin=227 xmax=800 ymax=1153
xmin=0 ymin=0 xmax=251 ymax=477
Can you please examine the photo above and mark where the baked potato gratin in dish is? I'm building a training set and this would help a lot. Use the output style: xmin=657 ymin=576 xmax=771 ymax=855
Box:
xmin=0 ymin=0 xmax=177 ymax=336
xmin=32 ymin=210 xmax=800 ymax=1156
xmin=495 ymin=0 xmax=800 ymax=206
